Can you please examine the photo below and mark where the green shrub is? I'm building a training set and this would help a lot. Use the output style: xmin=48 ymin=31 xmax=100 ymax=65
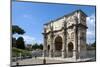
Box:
xmin=12 ymin=47 xmax=32 ymax=57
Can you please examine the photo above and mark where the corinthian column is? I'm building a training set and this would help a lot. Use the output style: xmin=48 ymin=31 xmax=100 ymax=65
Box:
xmin=42 ymin=26 xmax=47 ymax=57
xmin=62 ymin=21 xmax=67 ymax=58
xmin=73 ymin=16 xmax=79 ymax=60
xmin=49 ymin=22 xmax=54 ymax=57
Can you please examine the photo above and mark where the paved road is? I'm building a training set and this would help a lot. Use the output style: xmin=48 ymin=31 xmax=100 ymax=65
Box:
xmin=12 ymin=58 xmax=64 ymax=66
xmin=12 ymin=57 xmax=95 ymax=66
xmin=11 ymin=50 xmax=96 ymax=66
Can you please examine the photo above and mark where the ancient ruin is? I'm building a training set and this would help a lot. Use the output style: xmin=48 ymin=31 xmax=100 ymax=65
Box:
xmin=42 ymin=10 xmax=88 ymax=60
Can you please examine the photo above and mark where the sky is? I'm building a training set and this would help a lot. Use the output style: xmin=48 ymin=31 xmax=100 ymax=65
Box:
xmin=12 ymin=1 xmax=96 ymax=45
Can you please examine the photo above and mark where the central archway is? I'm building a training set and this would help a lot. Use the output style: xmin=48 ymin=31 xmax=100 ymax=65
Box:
xmin=48 ymin=45 xmax=50 ymax=51
xmin=54 ymin=36 xmax=62 ymax=57
xmin=68 ymin=42 xmax=73 ymax=57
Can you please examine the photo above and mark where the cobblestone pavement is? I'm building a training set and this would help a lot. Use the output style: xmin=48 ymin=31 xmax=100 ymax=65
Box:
xmin=12 ymin=57 xmax=95 ymax=66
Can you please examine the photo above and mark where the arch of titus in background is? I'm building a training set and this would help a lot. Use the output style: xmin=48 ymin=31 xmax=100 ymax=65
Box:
xmin=42 ymin=10 xmax=88 ymax=59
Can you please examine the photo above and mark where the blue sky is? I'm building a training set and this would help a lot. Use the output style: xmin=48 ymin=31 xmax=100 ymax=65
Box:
xmin=12 ymin=1 xmax=96 ymax=45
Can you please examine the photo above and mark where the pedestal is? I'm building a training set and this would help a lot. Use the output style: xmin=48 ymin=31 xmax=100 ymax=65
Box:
xmin=72 ymin=50 xmax=77 ymax=61
xmin=43 ymin=50 xmax=46 ymax=57
xmin=49 ymin=49 xmax=53 ymax=57
xmin=62 ymin=49 xmax=66 ymax=58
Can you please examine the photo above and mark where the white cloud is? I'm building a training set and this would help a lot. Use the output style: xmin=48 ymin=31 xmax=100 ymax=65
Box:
xmin=87 ymin=14 xmax=95 ymax=24
xmin=22 ymin=14 xmax=33 ymax=19
xmin=86 ymin=13 xmax=95 ymax=44
xmin=13 ymin=34 xmax=36 ymax=45
xmin=20 ymin=35 xmax=36 ymax=44
xmin=87 ymin=31 xmax=94 ymax=36
xmin=23 ymin=14 xmax=30 ymax=18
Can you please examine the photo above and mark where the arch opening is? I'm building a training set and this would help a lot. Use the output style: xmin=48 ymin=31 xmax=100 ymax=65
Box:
xmin=55 ymin=36 xmax=62 ymax=51
xmin=68 ymin=42 xmax=73 ymax=57
xmin=54 ymin=36 xmax=62 ymax=57
xmin=48 ymin=45 xmax=50 ymax=51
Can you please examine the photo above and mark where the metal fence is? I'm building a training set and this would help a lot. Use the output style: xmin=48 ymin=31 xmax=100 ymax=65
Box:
xmin=31 ymin=50 xmax=96 ymax=58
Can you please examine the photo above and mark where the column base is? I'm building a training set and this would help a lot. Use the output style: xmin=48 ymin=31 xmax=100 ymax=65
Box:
xmin=72 ymin=50 xmax=79 ymax=60
xmin=42 ymin=50 xmax=48 ymax=57
xmin=62 ymin=50 xmax=66 ymax=58
xmin=49 ymin=49 xmax=53 ymax=57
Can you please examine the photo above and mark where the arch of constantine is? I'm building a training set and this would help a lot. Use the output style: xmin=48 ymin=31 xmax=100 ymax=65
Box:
xmin=42 ymin=10 xmax=88 ymax=60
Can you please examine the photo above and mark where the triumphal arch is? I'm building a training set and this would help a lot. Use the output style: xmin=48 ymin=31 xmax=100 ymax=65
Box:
xmin=42 ymin=10 xmax=88 ymax=60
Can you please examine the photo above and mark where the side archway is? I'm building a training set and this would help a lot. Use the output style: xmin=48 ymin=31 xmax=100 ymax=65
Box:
xmin=68 ymin=42 xmax=74 ymax=57
xmin=48 ymin=45 xmax=50 ymax=51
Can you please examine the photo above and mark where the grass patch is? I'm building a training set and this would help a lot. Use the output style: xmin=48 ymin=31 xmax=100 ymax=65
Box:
xmin=12 ymin=47 xmax=32 ymax=57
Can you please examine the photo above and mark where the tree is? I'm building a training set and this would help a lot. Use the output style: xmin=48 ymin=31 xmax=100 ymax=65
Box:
xmin=12 ymin=25 xmax=25 ymax=35
xmin=32 ymin=43 xmax=38 ymax=50
xmin=39 ymin=43 xmax=43 ymax=50
xmin=91 ymin=41 xmax=96 ymax=49
xmin=12 ymin=37 xmax=16 ymax=47
xmin=32 ymin=43 xmax=43 ymax=50
xmin=12 ymin=25 xmax=25 ymax=48
xmin=16 ymin=37 xmax=25 ymax=49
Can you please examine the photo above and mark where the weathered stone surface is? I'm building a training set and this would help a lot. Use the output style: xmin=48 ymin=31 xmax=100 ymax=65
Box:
xmin=43 ymin=10 xmax=87 ymax=60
